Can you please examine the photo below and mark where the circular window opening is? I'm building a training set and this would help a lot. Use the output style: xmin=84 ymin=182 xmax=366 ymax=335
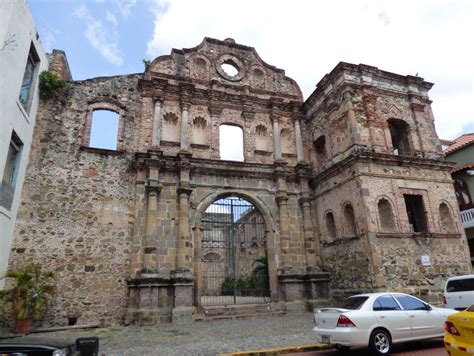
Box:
xmin=221 ymin=62 xmax=239 ymax=77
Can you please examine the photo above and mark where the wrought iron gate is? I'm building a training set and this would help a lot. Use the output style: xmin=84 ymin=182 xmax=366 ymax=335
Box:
xmin=200 ymin=196 xmax=269 ymax=306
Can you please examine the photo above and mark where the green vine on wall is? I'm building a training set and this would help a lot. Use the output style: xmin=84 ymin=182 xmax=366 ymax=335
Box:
xmin=39 ymin=71 xmax=67 ymax=99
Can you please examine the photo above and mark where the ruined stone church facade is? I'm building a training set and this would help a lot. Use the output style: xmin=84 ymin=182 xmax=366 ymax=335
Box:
xmin=8 ymin=38 xmax=471 ymax=326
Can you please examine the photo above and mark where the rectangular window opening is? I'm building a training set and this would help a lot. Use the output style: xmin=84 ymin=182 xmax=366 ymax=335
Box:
xmin=19 ymin=43 xmax=40 ymax=111
xmin=403 ymin=194 xmax=427 ymax=233
xmin=89 ymin=110 xmax=120 ymax=150
xmin=1 ymin=132 xmax=24 ymax=210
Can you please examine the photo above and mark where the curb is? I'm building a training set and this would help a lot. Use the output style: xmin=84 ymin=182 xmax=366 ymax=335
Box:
xmin=221 ymin=343 xmax=332 ymax=355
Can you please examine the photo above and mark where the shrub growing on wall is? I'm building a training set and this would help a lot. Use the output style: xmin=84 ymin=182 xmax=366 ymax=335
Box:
xmin=39 ymin=70 xmax=67 ymax=99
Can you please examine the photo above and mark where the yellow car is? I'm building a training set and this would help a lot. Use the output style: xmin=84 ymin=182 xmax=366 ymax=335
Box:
xmin=444 ymin=304 xmax=474 ymax=355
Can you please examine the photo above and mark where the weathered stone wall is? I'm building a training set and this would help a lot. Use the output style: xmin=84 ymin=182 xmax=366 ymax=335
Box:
xmin=303 ymin=62 xmax=471 ymax=300
xmin=374 ymin=236 xmax=470 ymax=304
xmin=314 ymin=164 xmax=372 ymax=295
xmin=9 ymin=75 xmax=141 ymax=326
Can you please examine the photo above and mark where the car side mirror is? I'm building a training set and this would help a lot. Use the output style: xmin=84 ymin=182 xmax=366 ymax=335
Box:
xmin=425 ymin=304 xmax=432 ymax=311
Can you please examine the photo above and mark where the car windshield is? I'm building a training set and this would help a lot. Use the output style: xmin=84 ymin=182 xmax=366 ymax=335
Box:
xmin=338 ymin=296 xmax=369 ymax=310
xmin=446 ymin=278 xmax=474 ymax=292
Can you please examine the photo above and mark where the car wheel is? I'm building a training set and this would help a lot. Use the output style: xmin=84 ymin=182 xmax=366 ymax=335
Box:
xmin=334 ymin=344 xmax=351 ymax=353
xmin=369 ymin=329 xmax=391 ymax=355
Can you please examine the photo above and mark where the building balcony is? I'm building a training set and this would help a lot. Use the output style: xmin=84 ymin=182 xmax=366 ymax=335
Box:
xmin=460 ymin=208 xmax=474 ymax=229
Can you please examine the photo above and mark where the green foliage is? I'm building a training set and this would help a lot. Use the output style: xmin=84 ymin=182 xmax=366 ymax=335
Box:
xmin=220 ymin=276 xmax=234 ymax=296
xmin=39 ymin=70 xmax=67 ymax=99
xmin=0 ymin=263 xmax=56 ymax=320
xmin=220 ymin=257 xmax=270 ymax=297
xmin=143 ymin=59 xmax=151 ymax=67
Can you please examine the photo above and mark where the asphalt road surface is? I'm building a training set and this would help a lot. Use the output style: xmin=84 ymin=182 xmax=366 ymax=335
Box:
xmin=289 ymin=338 xmax=446 ymax=356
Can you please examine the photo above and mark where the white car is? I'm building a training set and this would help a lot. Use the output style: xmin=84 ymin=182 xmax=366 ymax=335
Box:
xmin=443 ymin=274 xmax=474 ymax=311
xmin=313 ymin=292 xmax=457 ymax=355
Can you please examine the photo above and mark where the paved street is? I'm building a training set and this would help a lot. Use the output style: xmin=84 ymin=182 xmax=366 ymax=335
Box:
xmin=0 ymin=313 xmax=448 ymax=355
xmin=289 ymin=339 xmax=446 ymax=355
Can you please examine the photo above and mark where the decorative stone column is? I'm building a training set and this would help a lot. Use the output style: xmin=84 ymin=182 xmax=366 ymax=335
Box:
xmin=294 ymin=119 xmax=304 ymax=162
xmin=274 ymin=163 xmax=291 ymax=270
xmin=176 ymin=185 xmax=193 ymax=271
xmin=152 ymin=100 xmax=162 ymax=147
xmin=143 ymin=166 xmax=162 ymax=273
xmin=296 ymin=165 xmax=320 ymax=270
xmin=180 ymin=102 xmax=190 ymax=152
xmin=173 ymin=163 xmax=195 ymax=324
xmin=272 ymin=115 xmax=282 ymax=161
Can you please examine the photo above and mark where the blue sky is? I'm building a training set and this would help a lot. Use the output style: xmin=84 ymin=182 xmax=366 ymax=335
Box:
xmin=29 ymin=0 xmax=473 ymax=140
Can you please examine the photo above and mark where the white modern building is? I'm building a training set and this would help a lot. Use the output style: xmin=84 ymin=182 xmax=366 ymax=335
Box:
xmin=0 ymin=0 xmax=48 ymax=286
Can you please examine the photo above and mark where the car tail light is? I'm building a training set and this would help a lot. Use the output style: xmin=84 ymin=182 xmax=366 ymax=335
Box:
xmin=337 ymin=315 xmax=356 ymax=327
xmin=444 ymin=321 xmax=460 ymax=336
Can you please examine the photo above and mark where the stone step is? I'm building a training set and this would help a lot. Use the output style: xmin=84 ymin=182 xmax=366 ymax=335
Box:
xmin=195 ymin=310 xmax=286 ymax=322
xmin=197 ymin=302 xmax=284 ymax=320
xmin=200 ymin=303 xmax=276 ymax=317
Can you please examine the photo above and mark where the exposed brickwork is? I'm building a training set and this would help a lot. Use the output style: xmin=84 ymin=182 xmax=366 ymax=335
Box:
xmin=6 ymin=38 xmax=470 ymax=328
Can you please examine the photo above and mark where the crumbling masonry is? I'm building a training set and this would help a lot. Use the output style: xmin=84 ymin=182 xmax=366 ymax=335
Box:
xmin=8 ymin=38 xmax=471 ymax=326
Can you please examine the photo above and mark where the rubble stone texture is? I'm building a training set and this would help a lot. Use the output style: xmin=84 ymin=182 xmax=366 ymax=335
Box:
xmin=8 ymin=38 xmax=471 ymax=327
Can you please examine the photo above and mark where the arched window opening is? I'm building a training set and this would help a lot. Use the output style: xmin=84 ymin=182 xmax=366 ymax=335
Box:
xmin=325 ymin=211 xmax=337 ymax=241
xmin=219 ymin=124 xmax=243 ymax=161
xmin=162 ymin=112 xmax=180 ymax=142
xmin=378 ymin=198 xmax=396 ymax=231
xmin=388 ymin=119 xmax=410 ymax=155
xmin=201 ymin=196 xmax=268 ymax=305
xmin=192 ymin=116 xmax=207 ymax=145
xmin=439 ymin=202 xmax=456 ymax=233
xmin=454 ymin=178 xmax=473 ymax=210
xmin=343 ymin=204 xmax=357 ymax=237
xmin=89 ymin=109 xmax=119 ymax=150
xmin=255 ymin=125 xmax=269 ymax=151
xmin=280 ymin=128 xmax=294 ymax=154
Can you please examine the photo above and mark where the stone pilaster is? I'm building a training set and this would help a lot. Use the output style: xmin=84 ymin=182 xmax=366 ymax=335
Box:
xmin=294 ymin=119 xmax=304 ymax=162
xmin=274 ymin=162 xmax=291 ymax=270
xmin=297 ymin=164 xmax=320 ymax=270
xmin=180 ymin=102 xmax=190 ymax=152
xmin=176 ymin=186 xmax=193 ymax=271
xmin=152 ymin=100 xmax=162 ymax=147
xmin=272 ymin=115 xmax=282 ymax=161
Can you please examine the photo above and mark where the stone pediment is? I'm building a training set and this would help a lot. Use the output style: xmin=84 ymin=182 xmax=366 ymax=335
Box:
xmin=148 ymin=37 xmax=302 ymax=99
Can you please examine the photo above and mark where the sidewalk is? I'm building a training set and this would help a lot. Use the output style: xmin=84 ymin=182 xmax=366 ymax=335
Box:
xmin=0 ymin=313 xmax=321 ymax=355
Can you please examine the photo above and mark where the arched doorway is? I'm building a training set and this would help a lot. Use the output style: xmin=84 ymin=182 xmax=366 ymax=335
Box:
xmin=199 ymin=196 xmax=270 ymax=306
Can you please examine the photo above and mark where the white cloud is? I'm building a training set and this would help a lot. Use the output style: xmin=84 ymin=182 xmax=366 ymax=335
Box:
xmin=74 ymin=5 xmax=123 ymax=66
xmin=106 ymin=11 xmax=118 ymax=27
xmin=38 ymin=27 xmax=56 ymax=52
xmin=115 ymin=0 xmax=137 ymax=17
xmin=145 ymin=0 xmax=473 ymax=139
